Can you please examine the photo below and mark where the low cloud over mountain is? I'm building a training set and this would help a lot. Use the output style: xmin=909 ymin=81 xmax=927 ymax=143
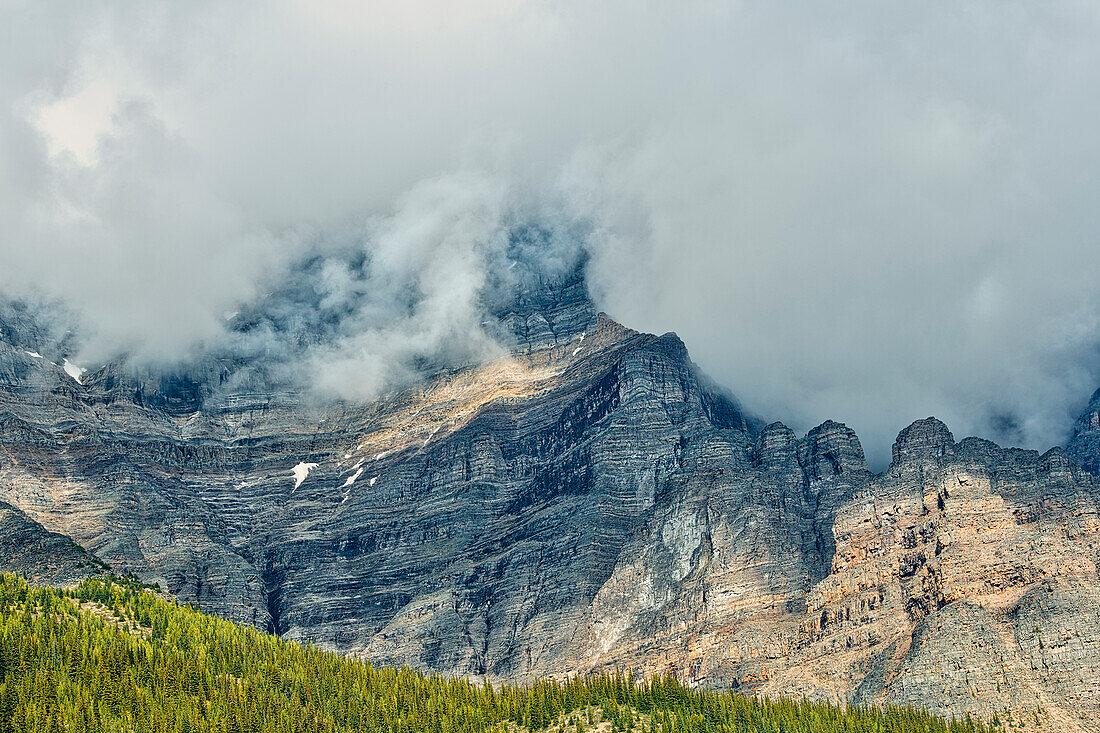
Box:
xmin=3 ymin=1 xmax=1100 ymax=464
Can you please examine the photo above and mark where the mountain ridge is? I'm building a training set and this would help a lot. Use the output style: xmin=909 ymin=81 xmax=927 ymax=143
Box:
xmin=1 ymin=279 xmax=1099 ymax=730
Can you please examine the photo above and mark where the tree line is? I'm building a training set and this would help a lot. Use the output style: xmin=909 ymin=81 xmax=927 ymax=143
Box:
xmin=0 ymin=573 xmax=992 ymax=733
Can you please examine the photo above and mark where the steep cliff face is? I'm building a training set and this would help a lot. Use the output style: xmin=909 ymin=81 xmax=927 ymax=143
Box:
xmin=0 ymin=501 xmax=109 ymax=585
xmin=795 ymin=422 xmax=1100 ymax=727
xmin=562 ymin=416 xmax=1100 ymax=729
xmin=1068 ymin=388 xmax=1100 ymax=475
xmin=2 ymin=286 xmax=1100 ymax=729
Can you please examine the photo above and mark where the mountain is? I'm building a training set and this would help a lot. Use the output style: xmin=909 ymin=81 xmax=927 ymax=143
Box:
xmin=0 ymin=573 xmax=987 ymax=733
xmin=1067 ymin=388 xmax=1100 ymax=475
xmin=0 ymin=501 xmax=109 ymax=585
xmin=1 ymin=275 xmax=1099 ymax=730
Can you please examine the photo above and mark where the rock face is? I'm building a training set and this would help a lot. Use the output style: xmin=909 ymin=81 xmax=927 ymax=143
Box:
xmin=0 ymin=500 xmax=109 ymax=585
xmin=2 ymin=285 xmax=1100 ymax=730
xmin=1068 ymin=388 xmax=1100 ymax=475
xmin=790 ymin=427 xmax=1100 ymax=729
xmin=490 ymin=259 xmax=598 ymax=353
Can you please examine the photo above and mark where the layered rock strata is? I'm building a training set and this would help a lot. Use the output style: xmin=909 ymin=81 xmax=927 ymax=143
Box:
xmin=0 ymin=500 xmax=109 ymax=585
xmin=1 ymin=293 xmax=1099 ymax=729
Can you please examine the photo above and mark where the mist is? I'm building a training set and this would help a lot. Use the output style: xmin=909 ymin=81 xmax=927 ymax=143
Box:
xmin=2 ymin=1 xmax=1100 ymax=466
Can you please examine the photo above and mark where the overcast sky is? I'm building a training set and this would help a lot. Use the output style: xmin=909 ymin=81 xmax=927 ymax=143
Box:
xmin=2 ymin=1 xmax=1100 ymax=466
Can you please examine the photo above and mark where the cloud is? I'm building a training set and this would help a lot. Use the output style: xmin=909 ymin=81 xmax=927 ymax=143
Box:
xmin=2 ymin=1 xmax=1100 ymax=465
xmin=571 ymin=2 xmax=1100 ymax=464
xmin=297 ymin=172 xmax=511 ymax=400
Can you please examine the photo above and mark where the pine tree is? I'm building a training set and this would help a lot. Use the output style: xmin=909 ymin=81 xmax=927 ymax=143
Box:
xmin=0 ymin=573 xmax=995 ymax=733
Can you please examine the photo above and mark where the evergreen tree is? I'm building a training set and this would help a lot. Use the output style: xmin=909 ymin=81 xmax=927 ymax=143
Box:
xmin=0 ymin=573 xmax=995 ymax=733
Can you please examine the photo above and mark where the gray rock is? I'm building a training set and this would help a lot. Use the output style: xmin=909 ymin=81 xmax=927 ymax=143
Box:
xmin=2 ymin=283 xmax=1100 ymax=729
xmin=0 ymin=500 xmax=109 ymax=585
xmin=1068 ymin=388 xmax=1100 ymax=474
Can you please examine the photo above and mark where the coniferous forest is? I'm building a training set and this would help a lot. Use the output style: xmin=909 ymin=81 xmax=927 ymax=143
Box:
xmin=0 ymin=573 xmax=992 ymax=733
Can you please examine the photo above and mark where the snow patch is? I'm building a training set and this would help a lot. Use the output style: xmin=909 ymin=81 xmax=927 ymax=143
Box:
xmin=291 ymin=462 xmax=318 ymax=490
xmin=374 ymin=451 xmax=388 ymax=460
xmin=572 ymin=347 xmax=582 ymax=357
xmin=62 ymin=359 xmax=87 ymax=383
xmin=24 ymin=350 xmax=42 ymax=359
xmin=369 ymin=476 xmax=378 ymax=486
xmin=342 ymin=468 xmax=364 ymax=488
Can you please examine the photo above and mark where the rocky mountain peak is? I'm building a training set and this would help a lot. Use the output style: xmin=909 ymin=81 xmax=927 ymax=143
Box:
xmin=891 ymin=416 xmax=956 ymax=466
xmin=1066 ymin=387 xmax=1100 ymax=474
xmin=5 ymin=283 xmax=1100 ymax=728
xmin=750 ymin=420 xmax=869 ymax=487
xmin=753 ymin=422 xmax=799 ymax=471
xmin=798 ymin=420 xmax=868 ymax=479
xmin=490 ymin=258 xmax=598 ymax=354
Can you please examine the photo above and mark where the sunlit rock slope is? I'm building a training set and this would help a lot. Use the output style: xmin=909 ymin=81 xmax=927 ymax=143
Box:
xmin=1 ymin=272 xmax=1099 ymax=731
